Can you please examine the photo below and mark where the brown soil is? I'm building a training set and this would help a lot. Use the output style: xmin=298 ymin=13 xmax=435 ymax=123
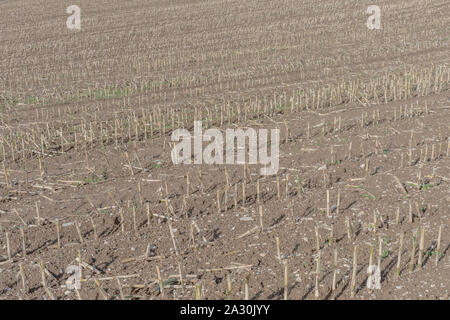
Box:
xmin=0 ymin=0 xmax=449 ymax=300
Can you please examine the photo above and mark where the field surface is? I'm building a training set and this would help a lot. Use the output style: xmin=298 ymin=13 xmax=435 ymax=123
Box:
xmin=0 ymin=0 xmax=449 ymax=300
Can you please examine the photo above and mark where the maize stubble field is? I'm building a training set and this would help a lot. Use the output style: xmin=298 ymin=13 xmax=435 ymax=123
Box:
xmin=0 ymin=0 xmax=449 ymax=299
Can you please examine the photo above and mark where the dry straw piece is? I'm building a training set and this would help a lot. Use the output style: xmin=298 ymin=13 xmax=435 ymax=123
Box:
xmin=94 ymin=278 xmax=108 ymax=300
xmin=350 ymin=245 xmax=358 ymax=298
xmin=315 ymin=251 xmax=321 ymax=300
xmin=132 ymin=206 xmax=138 ymax=237
xmin=19 ymin=263 xmax=26 ymax=292
xmin=283 ymin=260 xmax=288 ymax=300
xmin=409 ymin=230 xmax=418 ymax=273
xmin=435 ymin=225 xmax=442 ymax=266
xmin=3 ymin=163 xmax=10 ymax=188
xmin=5 ymin=231 xmax=12 ymax=261
xmin=226 ymin=274 xmax=232 ymax=299
xmin=315 ymin=226 xmax=320 ymax=252
xmin=275 ymin=237 xmax=281 ymax=262
xmin=346 ymin=218 xmax=353 ymax=241
xmin=177 ymin=263 xmax=184 ymax=292
xmin=156 ymin=266 xmax=164 ymax=298
xmin=146 ymin=202 xmax=151 ymax=227
xmin=377 ymin=236 xmax=382 ymax=274
xmin=369 ymin=243 xmax=374 ymax=270
xmin=195 ymin=282 xmax=202 ymax=300
xmin=35 ymin=202 xmax=41 ymax=226
xmin=418 ymin=228 xmax=425 ymax=270
xmin=396 ymin=233 xmax=404 ymax=277
xmin=216 ymin=189 xmax=221 ymax=213
xmin=373 ymin=212 xmax=377 ymax=233
xmin=120 ymin=208 xmax=125 ymax=233
xmin=20 ymin=228 xmax=26 ymax=257
xmin=39 ymin=260 xmax=55 ymax=300
xmin=332 ymin=249 xmax=338 ymax=299
xmin=256 ymin=179 xmax=261 ymax=204
xmin=168 ymin=220 xmax=179 ymax=256
xmin=329 ymin=223 xmax=334 ymax=246
xmin=326 ymin=190 xmax=330 ymax=217
xmin=90 ymin=216 xmax=98 ymax=241
xmin=234 ymin=184 xmax=238 ymax=208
